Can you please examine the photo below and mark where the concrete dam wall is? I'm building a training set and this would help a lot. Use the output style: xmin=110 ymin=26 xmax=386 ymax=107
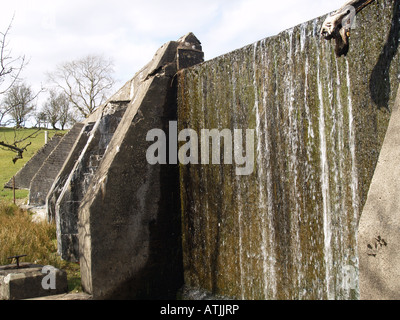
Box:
xmin=178 ymin=0 xmax=399 ymax=300
xmin=14 ymin=0 xmax=400 ymax=300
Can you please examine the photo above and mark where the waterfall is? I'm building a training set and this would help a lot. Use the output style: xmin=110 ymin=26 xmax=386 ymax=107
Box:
xmin=316 ymin=44 xmax=333 ymax=300
xmin=347 ymin=60 xmax=360 ymax=222
xmin=261 ymin=41 xmax=278 ymax=300
xmin=253 ymin=42 xmax=267 ymax=298
xmin=346 ymin=59 xmax=360 ymax=299
xmin=179 ymin=2 xmax=394 ymax=300
xmin=232 ymin=54 xmax=245 ymax=300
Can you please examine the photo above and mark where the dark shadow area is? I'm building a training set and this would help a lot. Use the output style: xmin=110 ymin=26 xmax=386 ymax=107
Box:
xmin=102 ymin=75 xmax=184 ymax=301
xmin=370 ymin=2 xmax=400 ymax=110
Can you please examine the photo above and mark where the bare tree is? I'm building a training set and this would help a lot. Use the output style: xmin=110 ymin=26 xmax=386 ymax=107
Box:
xmin=0 ymin=18 xmax=42 ymax=163
xmin=66 ymin=109 xmax=80 ymax=128
xmin=0 ymin=17 xmax=27 ymax=126
xmin=0 ymin=17 xmax=26 ymax=95
xmin=42 ymin=91 xmax=60 ymax=130
xmin=2 ymin=83 xmax=38 ymax=128
xmin=42 ymin=89 xmax=72 ymax=130
xmin=57 ymin=92 xmax=73 ymax=130
xmin=48 ymin=54 xmax=115 ymax=118
xmin=34 ymin=110 xmax=48 ymax=129
xmin=0 ymin=103 xmax=13 ymax=126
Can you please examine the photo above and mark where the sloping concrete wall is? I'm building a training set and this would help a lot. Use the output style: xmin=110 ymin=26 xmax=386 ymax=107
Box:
xmin=46 ymin=80 xmax=134 ymax=226
xmin=46 ymin=47 xmax=175 ymax=262
xmin=52 ymin=101 xmax=128 ymax=262
xmin=29 ymin=123 xmax=84 ymax=206
xmin=4 ymin=135 xmax=62 ymax=190
xmin=358 ymin=87 xmax=400 ymax=300
xmin=78 ymin=33 xmax=204 ymax=299
xmin=47 ymin=122 xmax=96 ymax=224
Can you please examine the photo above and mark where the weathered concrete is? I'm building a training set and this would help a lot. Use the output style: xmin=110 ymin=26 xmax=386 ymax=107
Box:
xmin=46 ymin=32 xmax=202 ymax=264
xmin=358 ymin=87 xmax=400 ymax=300
xmin=178 ymin=1 xmax=398 ymax=300
xmin=0 ymin=264 xmax=68 ymax=300
xmin=52 ymin=102 xmax=127 ymax=262
xmin=4 ymin=135 xmax=62 ymax=190
xmin=47 ymin=122 xmax=96 ymax=224
xmin=78 ymin=33 xmax=204 ymax=299
xmin=29 ymin=123 xmax=84 ymax=206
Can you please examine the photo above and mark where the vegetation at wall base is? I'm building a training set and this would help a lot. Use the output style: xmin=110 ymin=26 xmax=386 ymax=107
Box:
xmin=0 ymin=127 xmax=81 ymax=294
xmin=0 ymin=201 xmax=82 ymax=293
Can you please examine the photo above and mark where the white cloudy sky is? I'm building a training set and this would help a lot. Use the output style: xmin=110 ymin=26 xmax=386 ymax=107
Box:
xmin=0 ymin=0 xmax=345 ymax=104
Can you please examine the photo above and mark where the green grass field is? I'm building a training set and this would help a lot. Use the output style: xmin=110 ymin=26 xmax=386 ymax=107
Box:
xmin=0 ymin=128 xmax=66 ymax=201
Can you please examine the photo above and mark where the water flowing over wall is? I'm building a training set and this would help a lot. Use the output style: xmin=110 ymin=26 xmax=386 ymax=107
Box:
xmin=178 ymin=1 xmax=399 ymax=300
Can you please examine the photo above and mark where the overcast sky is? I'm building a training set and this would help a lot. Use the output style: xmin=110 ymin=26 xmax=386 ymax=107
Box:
xmin=1 ymin=0 xmax=345 ymax=107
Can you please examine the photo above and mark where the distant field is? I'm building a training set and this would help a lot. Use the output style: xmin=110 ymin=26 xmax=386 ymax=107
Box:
xmin=0 ymin=128 xmax=67 ymax=201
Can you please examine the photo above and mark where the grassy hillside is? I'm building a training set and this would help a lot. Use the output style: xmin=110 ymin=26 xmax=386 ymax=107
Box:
xmin=0 ymin=128 xmax=66 ymax=201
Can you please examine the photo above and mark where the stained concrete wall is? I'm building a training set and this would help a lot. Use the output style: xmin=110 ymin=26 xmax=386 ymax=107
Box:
xmin=177 ymin=1 xmax=399 ymax=300
xmin=49 ymin=99 xmax=128 ymax=262
xmin=47 ymin=122 xmax=96 ymax=224
xmin=78 ymin=33 xmax=204 ymax=299
xmin=46 ymin=81 xmax=134 ymax=226
xmin=35 ymin=1 xmax=400 ymax=301
xmin=46 ymin=45 xmax=182 ymax=262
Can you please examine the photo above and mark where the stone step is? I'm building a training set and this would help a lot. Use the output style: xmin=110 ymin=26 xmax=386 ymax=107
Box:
xmin=0 ymin=264 xmax=68 ymax=300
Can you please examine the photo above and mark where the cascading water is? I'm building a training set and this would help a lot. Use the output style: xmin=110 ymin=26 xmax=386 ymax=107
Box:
xmin=316 ymin=39 xmax=333 ymax=300
xmin=346 ymin=59 xmax=361 ymax=299
xmin=178 ymin=1 xmax=396 ymax=300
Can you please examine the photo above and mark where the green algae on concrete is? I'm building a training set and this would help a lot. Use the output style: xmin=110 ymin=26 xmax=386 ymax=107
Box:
xmin=178 ymin=0 xmax=397 ymax=300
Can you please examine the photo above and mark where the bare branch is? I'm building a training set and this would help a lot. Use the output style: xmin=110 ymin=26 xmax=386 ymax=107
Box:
xmin=14 ymin=127 xmax=42 ymax=145
xmin=47 ymin=54 xmax=115 ymax=118
xmin=0 ymin=16 xmax=27 ymax=95
xmin=0 ymin=140 xmax=25 ymax=163
xmin=0 ymin=127 xmax=42 ymax=163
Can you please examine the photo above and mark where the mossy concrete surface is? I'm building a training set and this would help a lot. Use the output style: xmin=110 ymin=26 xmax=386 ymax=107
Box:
xmin=178 ymin=0 xmax=399 ymax=300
